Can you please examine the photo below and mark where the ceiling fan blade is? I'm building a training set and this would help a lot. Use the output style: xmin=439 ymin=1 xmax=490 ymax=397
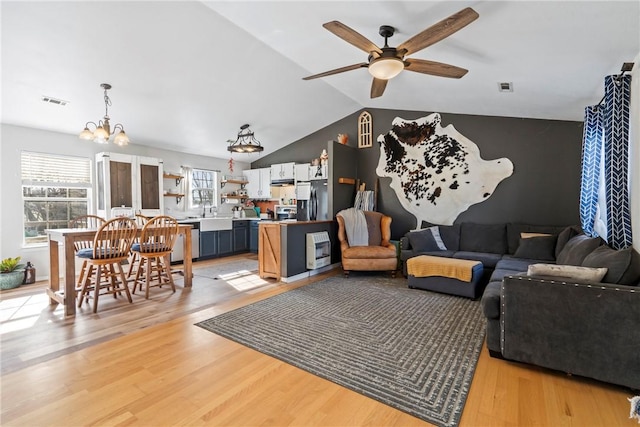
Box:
xmin=302 ymin=63 xmax=369 ymax=80
xmin=323 ymin=21 xmax=382 ymax=55
xmin=404 ymin=58 xmax=468 ymax=78
xmin=370 ymin=78 xmax=388 ymax=98
xmin=397 ymin=7 xmax=479 ymax=56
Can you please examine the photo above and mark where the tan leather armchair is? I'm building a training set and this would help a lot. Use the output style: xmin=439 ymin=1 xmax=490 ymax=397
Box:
xmin=336 ymin=211 xmax=397 ymax=277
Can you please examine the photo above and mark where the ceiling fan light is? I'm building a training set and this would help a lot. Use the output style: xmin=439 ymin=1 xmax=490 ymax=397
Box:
xmin=368 ymin=57 xmax=404 ymax=80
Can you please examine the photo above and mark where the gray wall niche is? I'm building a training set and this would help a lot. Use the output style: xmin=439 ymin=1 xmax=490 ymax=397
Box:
xmin=254 ymin=108 xmax=583 ymax=240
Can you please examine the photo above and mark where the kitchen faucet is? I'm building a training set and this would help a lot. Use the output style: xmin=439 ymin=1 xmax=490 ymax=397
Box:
xmin=202 ymin=200 xmax=212 ymax=217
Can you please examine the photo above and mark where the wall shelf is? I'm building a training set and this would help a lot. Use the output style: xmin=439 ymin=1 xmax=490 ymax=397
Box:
xmin=164 ymin=193 xmax=184 ymax=203
xmin=221 ymin=179 xmax=248 ymax=188
xmin=163 ymin=173 xmax=183 ymax=186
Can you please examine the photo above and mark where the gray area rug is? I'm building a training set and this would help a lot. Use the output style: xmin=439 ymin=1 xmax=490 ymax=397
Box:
xmin=196 ymin=275 xmax=486 ymax=427
xmin=193 ymin=259 xmax=258 ymax=280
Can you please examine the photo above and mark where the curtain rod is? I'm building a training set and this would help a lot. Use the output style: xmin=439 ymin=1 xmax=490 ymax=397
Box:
xmin=594 ymin=62 xmax=635 ymax=108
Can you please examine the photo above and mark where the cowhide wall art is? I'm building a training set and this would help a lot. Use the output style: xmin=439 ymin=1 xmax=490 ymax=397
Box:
xmin=375 ymin=113 xmax=513 ymax=225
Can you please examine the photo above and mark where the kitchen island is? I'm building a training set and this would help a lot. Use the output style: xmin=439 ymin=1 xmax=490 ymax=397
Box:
xmin=259 ymin=220 xmax=338 ymax=282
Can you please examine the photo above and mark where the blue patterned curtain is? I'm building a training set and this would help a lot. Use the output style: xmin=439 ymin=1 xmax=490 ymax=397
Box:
xmin=602 ymin=74 xmax=633 ymax=249
xmin=579 ymin=106 xmax=603 ymax=237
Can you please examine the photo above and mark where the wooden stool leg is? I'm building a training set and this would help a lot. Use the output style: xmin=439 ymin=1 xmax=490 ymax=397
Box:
xmin=116 ymin=263 xmax=133 ymax=304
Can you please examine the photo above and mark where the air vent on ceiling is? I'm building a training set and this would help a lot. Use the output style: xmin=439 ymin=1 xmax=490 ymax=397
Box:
xmin=498 ymin=82 xmax=513 ymax=92
xmin=41 ymin=96 xmax=69 ymax=106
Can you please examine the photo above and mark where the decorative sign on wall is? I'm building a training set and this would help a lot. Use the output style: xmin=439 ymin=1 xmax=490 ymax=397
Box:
xmin=358 ymin=111 xmax=373 ymax=148
xmin=375 ymin=113 xmax=513 ymax=225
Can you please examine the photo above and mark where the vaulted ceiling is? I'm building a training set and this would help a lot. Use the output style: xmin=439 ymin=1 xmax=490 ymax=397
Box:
xmin=2 ymin=1 xmax=638 ymax=162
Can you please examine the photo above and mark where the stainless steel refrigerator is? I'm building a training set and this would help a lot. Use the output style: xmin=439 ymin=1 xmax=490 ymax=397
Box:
xmin=297 ymin=180 xmax=328 ymax=221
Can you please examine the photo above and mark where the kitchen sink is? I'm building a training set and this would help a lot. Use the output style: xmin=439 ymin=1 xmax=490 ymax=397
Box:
xmin=199 ymin=217 xmax=233 ymax=231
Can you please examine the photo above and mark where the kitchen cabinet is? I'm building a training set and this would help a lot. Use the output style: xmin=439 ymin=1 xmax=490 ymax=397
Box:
xmin=242 ymin=168 xmax=272 ymax=199
xmin=270 ymin=162 xmax=295 ymax=183
xmin=233 ymin=221 xmax=249 ymax=253
xmin=96 ymin=152 xmax=164 ymax=218
xmin=294 ymin=163 xmax=311 ymax=182
xmin=218 ymin=229 xmax=233 ymax=256
xmin=250 ymin=220 xmax=259 ymax=253
xmin=199 ymin=231 xmax=219 ymax=259
xmin=309 ymin=164 xmax=328 ymax=180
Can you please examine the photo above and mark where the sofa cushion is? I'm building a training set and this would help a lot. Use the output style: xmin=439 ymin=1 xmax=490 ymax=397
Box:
xmin=453 ymin=251 xmax=502 ymax=268
xmin=481 ymin=281 xmax=502 ymax=319
xmin=343 ymin=245 xmax=396 ymax=260
xmin=555 ymin=225 xmax=583 ymax=258
xmin=582 ymin=246 xmax=640 ymax=285
xmin=459 ymin=223 xmax=507 ymax=254
xmin=401 ymin=250 xmax=455 ymax=262
xmin=407 ymin=227 xmax=446 ymax=252
xmin=497 ymin=257 xmax=542 ymax=271
xmin=506 ymin=223 xmax=567 ymax=254
xmin=489 ymin=268 xmax=522 ymax=284
xmin=363 ymin=211 xmax=383 ymax=246
xmin=555 ymin=234 xmax=603 ymax=266
xmin=420 ymin=221 xmax=460 ymax=251
xmin=527 ymin=263 xmax=608 ymax=282
xmin=513 ymin=235 xmax=558 ymax=261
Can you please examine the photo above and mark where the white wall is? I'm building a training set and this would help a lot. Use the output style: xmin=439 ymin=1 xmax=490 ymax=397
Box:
xmin=630 ymin=52 xmax=640 ymax=252
xmin=0 ymin=124 xmax=250 ymax=280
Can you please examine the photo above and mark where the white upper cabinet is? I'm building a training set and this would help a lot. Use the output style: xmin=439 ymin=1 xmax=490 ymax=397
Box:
xmin=270 ymin=162 xmax=295 ymax=183
xmin=294 ymin=163 xmax=311 ymax=182
xmin=243 ymin=168 xmax=272 ymax=199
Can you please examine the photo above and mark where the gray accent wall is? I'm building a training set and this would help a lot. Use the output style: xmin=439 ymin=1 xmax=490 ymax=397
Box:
xmin=254 ymin=108 xmax=582 ymax=240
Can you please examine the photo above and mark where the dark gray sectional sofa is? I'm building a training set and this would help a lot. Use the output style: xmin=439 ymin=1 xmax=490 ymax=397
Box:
xmin=400 ymin=222 xmax=640 ymax=389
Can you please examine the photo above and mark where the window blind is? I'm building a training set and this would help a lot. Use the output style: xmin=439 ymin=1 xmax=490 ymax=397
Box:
xmin=21 ymin=151 xmax=91 ymax=187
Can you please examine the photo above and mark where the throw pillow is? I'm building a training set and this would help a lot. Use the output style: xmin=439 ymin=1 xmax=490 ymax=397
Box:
xmin=407 ymin=229 xmax=441 ymax=252
xmin=555 ymin=225 xmax=582 ymax=258
xmin=421 ymin=221 xmax=460 ymax=250
xmin=582 ymin=246 xmax=640 ymax=285
xmin=555 ymin=234 xmax=603 ymax=266
xmin=527 ymin=263 xmax=608 ymax=282
xmin=520 ymin=232 xmax=552 ymax=239
xmin=513 ymin=235 xmax=557 ymax=261
xmin=427 ymin=226 xmax=447 ymax=250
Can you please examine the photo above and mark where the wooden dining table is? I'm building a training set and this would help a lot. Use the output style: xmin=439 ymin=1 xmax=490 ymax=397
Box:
xmin=46 ymin=224 xmax=193 ymax=317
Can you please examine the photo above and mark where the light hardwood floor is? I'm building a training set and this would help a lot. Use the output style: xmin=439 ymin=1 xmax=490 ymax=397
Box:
xmin=0 ymin=254 xmax=635 ymax=426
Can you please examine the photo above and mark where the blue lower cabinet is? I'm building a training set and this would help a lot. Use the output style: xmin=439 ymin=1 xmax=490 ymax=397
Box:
xmin=249 ymin=221 xmax=259 ymax=253
xmin=200 ymin=231 xmax=218 ymax=259
xmin=218 ymin=229 xmax=233 ymax=256
xmin=233 ymin=221 xmax=249 ymax=253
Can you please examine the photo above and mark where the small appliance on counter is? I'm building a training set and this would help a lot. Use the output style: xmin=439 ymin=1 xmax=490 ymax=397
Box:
xmin=275 ymin=205 xmax=297 ymax=221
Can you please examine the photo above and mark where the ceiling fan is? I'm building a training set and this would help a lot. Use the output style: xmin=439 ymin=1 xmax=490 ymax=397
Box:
xmin=302 ymin=7 xmax=479 ymax=98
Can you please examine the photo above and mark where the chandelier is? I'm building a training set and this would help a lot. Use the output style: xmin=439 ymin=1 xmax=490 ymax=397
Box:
xmin=79 ymin=83 xmax=130 ymax=146
xmin=227 ymin=124 xmax=264 ymax=153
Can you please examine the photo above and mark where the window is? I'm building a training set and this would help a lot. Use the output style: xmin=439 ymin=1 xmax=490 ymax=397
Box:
xmin=22 ymin=152 xmax=92 ymax=245
xmin=189 ymin=168 xmax=217 ymax=209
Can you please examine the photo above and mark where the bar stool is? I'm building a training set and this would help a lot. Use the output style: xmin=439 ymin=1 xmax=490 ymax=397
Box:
xmin=131 ymin=215 xmax=179 ymax=299
xmin=76 ymin=217 xmax=138 ymax=313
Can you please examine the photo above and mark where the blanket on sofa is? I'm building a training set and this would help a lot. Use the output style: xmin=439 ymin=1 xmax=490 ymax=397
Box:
xmin=407 ymin=255 xmax=480 ymax=282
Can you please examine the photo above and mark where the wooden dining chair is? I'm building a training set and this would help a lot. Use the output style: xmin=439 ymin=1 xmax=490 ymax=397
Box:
xmin=131 ymin=215 xmax=179 ymax=299
xmin=127 ymin=213 xmax=151 ymax=278
xmin=69 ymin=214 xmax=106 ymax=291
xmin=76 ymin=217 xmax=138 ymax=313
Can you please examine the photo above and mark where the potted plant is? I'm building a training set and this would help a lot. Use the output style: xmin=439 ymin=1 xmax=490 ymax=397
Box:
xmin=0 ymin=257 xmax=26 ymax=290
